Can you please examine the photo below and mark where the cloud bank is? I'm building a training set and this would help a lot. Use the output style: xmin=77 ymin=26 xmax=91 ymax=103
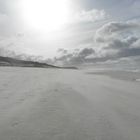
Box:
xmin=54 ymin=21 xmax=140 ymax=67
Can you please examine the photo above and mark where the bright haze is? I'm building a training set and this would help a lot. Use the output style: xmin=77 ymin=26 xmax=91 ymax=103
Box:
xmin=20 ymin=0 xmax=71 ymax=31
xmin=0 ymin=0 xmax=140 ymax=68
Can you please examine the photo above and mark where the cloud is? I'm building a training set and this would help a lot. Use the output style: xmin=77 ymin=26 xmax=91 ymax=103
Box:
xmin=57 ymin=48 xmax=68 ymax=54
xmin=53 ymin=21 xmax=140 ymax=66
xmin=73 ymin=9 xmax=108 ymax=23
xmin=1 ymin=1 xmax=140 ymax=69
xmin=132 ymin=39 xmax=140 ymax=48
xmin=91 ymin=21 xmax=140 ymax=63
xmin=104 ymin=36 xmax=138 ymax=50
xmin=95 ymin=21 xmax=140 ymax=43
xmin=55 ymin=48 xmax=95 ymax=66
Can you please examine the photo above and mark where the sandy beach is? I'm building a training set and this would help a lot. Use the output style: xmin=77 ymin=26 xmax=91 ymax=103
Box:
xmin=0 ymin=67 xmax=140 ymax=140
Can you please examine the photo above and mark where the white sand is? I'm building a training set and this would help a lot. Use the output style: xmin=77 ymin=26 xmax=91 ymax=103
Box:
xmin=136 ymin=79 xmax=140 ymax=82
xmin=87 ymin=70 xmax=140 ymax=81
xmin=0 ymin=67 xmax=140 ymax=140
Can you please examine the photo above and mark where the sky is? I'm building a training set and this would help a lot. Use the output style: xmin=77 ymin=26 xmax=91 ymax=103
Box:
xmin=0 ymin=0 xmax=140 ymax=68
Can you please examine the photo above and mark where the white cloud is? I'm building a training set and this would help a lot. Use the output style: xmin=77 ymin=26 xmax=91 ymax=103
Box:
xmin=53 ymin=21 xmax=140 ymax=66
xmin=92 ymin=21 xmax=140 ymax=63
xmin=73 ymin=9 xmax=108 ymax=23
xmin=95 ymin=21 xmax=140 ymax=43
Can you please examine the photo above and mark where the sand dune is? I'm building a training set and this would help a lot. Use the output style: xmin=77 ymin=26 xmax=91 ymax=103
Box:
xmin=0 ymin=67 xmax=140 ymax=140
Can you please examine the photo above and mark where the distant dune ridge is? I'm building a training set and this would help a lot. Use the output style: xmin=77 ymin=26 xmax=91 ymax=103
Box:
xmin=0 ymin=56 xmax=77 ymax=69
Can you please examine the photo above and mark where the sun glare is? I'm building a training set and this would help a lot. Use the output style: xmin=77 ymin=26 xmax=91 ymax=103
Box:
xmin=20 ymin=0 xmax=70 ymax=31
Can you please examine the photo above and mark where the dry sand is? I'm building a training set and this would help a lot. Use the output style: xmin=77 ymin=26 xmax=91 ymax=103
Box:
xmin=0 ymin=67 xmax=140 ymax=140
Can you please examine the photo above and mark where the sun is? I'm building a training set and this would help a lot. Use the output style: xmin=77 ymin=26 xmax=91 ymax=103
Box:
xmin=20 ymin=0 xmax=70 ymax=31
